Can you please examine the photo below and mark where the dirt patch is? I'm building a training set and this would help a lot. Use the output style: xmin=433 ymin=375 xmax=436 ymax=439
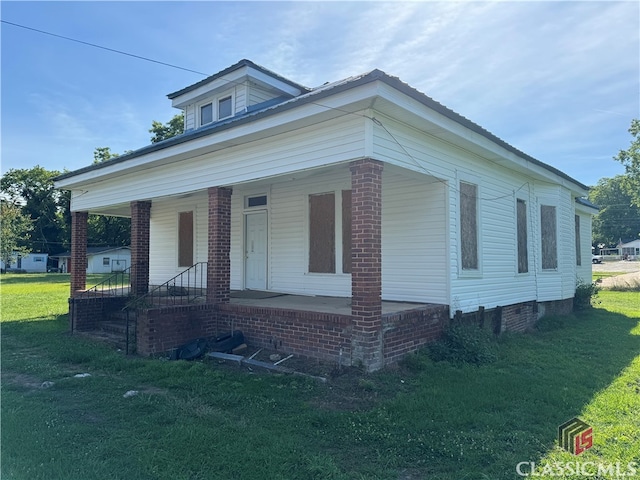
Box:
xmin=1 ymin=372 xmax=45 ymax=390
xmin=597 ymin=271 xmax=640 ymax=290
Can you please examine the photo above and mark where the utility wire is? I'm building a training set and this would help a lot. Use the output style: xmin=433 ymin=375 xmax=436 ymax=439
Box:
xmin=1 ymin=20 xmax=210 ymax=76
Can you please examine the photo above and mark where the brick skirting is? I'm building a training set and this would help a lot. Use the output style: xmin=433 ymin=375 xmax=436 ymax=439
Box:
xmin=136 ymin=304 xmax=216 ymax=356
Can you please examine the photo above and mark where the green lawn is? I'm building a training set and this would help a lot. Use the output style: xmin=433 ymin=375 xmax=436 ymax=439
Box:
xmin=1 ymin=274 xmax=639 ymax=479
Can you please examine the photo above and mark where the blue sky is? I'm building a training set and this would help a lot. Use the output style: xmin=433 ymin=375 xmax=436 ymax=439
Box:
xmin=2 ymin=1 xmax=638 ymax=187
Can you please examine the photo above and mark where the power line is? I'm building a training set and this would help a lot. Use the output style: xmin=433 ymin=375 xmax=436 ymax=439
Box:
xmin=1 ymin=19 xmax=210 ymax=76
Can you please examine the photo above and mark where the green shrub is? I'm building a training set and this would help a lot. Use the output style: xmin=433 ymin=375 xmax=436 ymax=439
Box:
xmin=574 ymin=279 xmax=599 ymax=310
xmin=428 ymin=322 xmax=497 ymax=366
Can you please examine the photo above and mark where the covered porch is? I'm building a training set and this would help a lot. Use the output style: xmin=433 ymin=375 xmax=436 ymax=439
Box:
xmin=68 ymin=158 xmax=449 ymax=371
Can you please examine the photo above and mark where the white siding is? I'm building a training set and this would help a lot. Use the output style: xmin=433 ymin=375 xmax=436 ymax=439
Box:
xmin=70 ymin=115 xmax=367 ymax=213
xmin=148 ymin=192 xmax=208 ymax=285
xmin=248 ymin=84 xmax=281 ymax=106
xmin=382 ymin=170 xmax=448 ymax=303
xmin=576 ymin=211 xmax=593 ymax=285
xmin=268 ymin=168 xmax=352 ymax=296
xmin=185 ymin=105 xmax=196 ymax=131
xmin=372 ymin=116 xmax=581 ymax=313
xmin=86 ymin=249 xmax=131 ymax=274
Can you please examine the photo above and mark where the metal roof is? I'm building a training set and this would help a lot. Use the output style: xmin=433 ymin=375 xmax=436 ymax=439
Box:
xmin=166 ymin=59 xmax=311 ymax=100
xmin=55 ymin=63 xmax=589 ymax=191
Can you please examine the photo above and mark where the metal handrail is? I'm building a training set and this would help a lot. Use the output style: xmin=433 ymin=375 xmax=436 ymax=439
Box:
xmin=124 ymin=262 xmax=207 ymax=311
xmin=79 ymin=266 xmax=132 ymax=298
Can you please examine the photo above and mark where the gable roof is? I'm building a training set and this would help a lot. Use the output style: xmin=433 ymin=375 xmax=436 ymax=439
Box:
xmin=55 ymin=62 xmax=588 ymax=191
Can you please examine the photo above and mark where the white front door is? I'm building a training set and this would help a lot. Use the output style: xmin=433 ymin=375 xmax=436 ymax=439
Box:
xmin=245 ymin=212 xmax=267 ymax=290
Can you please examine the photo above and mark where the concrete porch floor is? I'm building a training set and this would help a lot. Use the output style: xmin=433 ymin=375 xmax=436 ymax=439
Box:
xmin=229 ymin=290 xmax=433 ymax=315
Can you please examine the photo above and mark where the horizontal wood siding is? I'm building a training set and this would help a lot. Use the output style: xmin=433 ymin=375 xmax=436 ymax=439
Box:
xmin=372 ymin=116 xmax=579 ymax=313
xmin=185 ymin=105 xmax=195 ymax=131
xmin=148 ymin=193 xmax=208 ymax=286
xmin=248 ymin=84 xmax=281 ymax=106
xmin=269 ymin=168 xmax=352 ymax=296
xmin=382 ymin=170 xmax=447 ymax=303
xmin=70 ymin=116 xmax=366 ymax=213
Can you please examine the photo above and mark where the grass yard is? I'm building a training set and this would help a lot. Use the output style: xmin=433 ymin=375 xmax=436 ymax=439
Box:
xmin=1 ymin=274 xmax=639 ymax=479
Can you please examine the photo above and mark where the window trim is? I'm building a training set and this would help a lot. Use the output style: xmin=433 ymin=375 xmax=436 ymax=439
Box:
xmin=197 ymin=90 xmax=235 ymax=126
xmin=304 ymin=184 xmax=352 ymax=276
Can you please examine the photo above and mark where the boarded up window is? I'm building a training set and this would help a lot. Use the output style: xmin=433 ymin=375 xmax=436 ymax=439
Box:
xmin=517 ymin=199 xmax=528 ymax=273
xmin=540 ymin=205 xmax=557 ymax=270
xmin=342 ymin=190 xmax=352 ymax=274
xmin=309 ymin=193 xmax=335 ymax=273
xmin=575 ymin=215 xmax=581 ymax=266
xmin=460 ymin=182 xmax=478 ymax=270
xmin=178 ymin=211 xmax=194 ymax=267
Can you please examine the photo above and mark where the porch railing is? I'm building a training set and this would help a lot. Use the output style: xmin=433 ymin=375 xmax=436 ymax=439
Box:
xmin=79 ymin=266 xmax=132 ymax=298
xmin=124 ymin=262 xmax=208 ymax=310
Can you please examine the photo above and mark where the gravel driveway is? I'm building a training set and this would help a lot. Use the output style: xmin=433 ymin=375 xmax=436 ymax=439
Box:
xmin=592 ymin=260 xmax=640 ymax=273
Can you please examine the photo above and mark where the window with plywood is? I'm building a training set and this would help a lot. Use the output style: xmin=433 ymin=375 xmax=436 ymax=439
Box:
xmin=178 ymin=211 xmax=194 ymax=267
xmin=540 ymin=205 xmax=557 ymax=270
xmin=460 ymin=182 xmax=479 ymax=270
xmin=517 ymin=199 xmax=529 ymax=273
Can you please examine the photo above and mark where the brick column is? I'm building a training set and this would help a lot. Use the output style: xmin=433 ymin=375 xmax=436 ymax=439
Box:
xmin=70 ymin=211 xmax=88 ymax=296
xmin=130 ymin=201 xmax=151 ymax=297
xmin=350 ymin=158 xmax=384 ymax=371
xmin=207 ymin=187 xmax=232 ymax=304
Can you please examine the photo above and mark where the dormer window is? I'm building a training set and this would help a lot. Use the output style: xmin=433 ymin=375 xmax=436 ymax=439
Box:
xmin=218 ymin=96 xmax=232 ymax=119
xmin=198 ymin=92 xmax=234 ymax=127
xmin=200 ymin=103 xmax=213 ymax=125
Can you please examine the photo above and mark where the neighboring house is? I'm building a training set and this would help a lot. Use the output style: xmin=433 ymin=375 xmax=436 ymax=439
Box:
xmin=1 ymin=252 xmax=48 ymax=273
xmin=54 ymin=59 xmax=596 ymax=371
xmin=53 ymin=247 xmax=131 ymax=274
xmin=620 ymin=239 xmax=640 ymax=259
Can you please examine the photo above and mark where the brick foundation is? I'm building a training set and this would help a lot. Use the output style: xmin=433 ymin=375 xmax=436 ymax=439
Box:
xmin=214 ymin=302 xmax=450 ymax=368
xmin=69 ymin=295 xmax=129 ymax=332
xmin=136 ymin=304 xmax=216 ymax=356
xmin=383 ymin=305 xmax=450 ymax=364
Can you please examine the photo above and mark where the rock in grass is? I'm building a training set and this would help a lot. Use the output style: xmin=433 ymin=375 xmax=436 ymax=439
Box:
xmin=74 ymin=373 xmax=91 ymax=378
xmin=40 ymin=381 xmax=55 ymax=389
xmin=123 ymin=390 xmax=139 ymax=398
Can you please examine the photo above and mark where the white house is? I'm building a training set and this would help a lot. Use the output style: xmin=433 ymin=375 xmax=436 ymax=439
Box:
xmin=55 ymin=59 xmax=596 ymax=370
xmin=620 ymin=239 xmax=640 ymax=259
xmin=54 ymin=246 xmax=131 ymax=274
xmin=1 ymin=252 xmax=48 ymax=273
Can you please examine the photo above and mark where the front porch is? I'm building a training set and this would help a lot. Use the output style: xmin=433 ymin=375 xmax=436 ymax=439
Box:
xmin=68 ymin=159 xmax=450 ymax=371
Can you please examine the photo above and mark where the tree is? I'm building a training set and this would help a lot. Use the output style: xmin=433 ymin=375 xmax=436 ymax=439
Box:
xmin=0 ymin=166 xmax=66 ymax=255
xmin=615 ymin=118 xmax=640 ymax=207
xmin=589 ymin=175 xmax=640 ymax=246
xmin=0 ymin=200 xmax=33 ymax=267
xmin=93 ymin=147 xmax=119 ymax=164
xmin=149 ymin=113 xmax=184 ymax=143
